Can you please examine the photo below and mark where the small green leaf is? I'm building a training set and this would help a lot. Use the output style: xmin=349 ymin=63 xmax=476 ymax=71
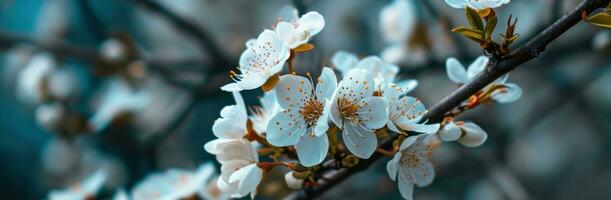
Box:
xmin=586 ymin=12 xmax=611 ymax=28
xmin=465 ymin=6 xmax=484 ymax=32
xmin=453 ymin=26 xmax=485 ymax=43
xmin=485 ymin=17 xmax=498 ymax=40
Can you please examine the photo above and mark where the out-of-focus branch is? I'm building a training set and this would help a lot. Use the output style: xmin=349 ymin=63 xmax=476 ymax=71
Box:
xmin=126 ymin=0 xmax=233 ymax=70
xmin=288 ymin=0 xmax=611 ymax=199
xmin=0 ymin=29 xmax=226 ymax=96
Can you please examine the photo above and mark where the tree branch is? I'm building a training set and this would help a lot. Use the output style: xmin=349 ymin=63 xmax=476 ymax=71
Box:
xmin=287 ymin=0 xmax=611 ymax=199
xmin=126 ymin=0 xmax=232 ymax=69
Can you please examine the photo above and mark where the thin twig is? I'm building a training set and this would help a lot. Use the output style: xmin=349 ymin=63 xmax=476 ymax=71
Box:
xmin=127 ymin=0 xmax=232 ymax=70
xmin=287 ymin=0 xmax=611 ymax=199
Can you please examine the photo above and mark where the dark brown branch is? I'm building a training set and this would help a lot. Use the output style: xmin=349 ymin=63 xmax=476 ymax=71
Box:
xmin=126 ymin=0 xmax=232 ymax=69
xmin=288 ymin=0 xmax=611 ymax=199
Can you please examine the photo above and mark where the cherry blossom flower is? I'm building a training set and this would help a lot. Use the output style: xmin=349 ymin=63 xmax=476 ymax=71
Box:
xmin=266 ymin=67 xmax=337 ymax=167
xmin=332 ymin=52 xmax=399 ymax=83
xmin=214 ymin=140 xmax=262 ymax=199
xmin=250 ymin=90 xmax=281 ymax=134
xmin=90 ymin=78 xmax=151 ymax=132
xmin=112 ymin=188 xmax=129 ymax=200
xmin=48 ymin=170 xmax=107 ymax=200
xmin=380 ymin=0 xmax=417 ymax=44
xmin=439 ymin=121 xmax=488 ymax=147
xmin=275 ymin=11 xmax=325 ymax=49
xmin=446 ymin=56 xmax=522 ymax=103
xmin=445 ymin=0 xmax=511 ymax=9
xmin=204 ymin=91 xmax=248 ymax=154
xmin=384 ymin=84 xmax=440 ymax=134
xmin=330 ymin=68 xmax=388 ymax=159
xmin=386 ymin=134 xmax=438 ymax=200
xmin=131 ymin=163 xmax=218 ymax=200
xmin=221 ymin=30 xmax=290 ymax=92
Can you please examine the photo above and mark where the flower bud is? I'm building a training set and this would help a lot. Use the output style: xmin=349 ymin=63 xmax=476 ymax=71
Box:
xmin=439 ymin=122 xmax=461 ymax=142
xmin=100 ymin=39 xmax=127 ymax=63
xmin=48 ymin=68 xmax=80 ymax=100
xmin=457 ymin=122 xmax=488 ymax=147
xmin=284 ymin=171 xmax=305 ymax=189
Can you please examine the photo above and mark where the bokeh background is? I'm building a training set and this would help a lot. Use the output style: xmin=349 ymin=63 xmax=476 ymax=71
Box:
xmin=0 ymin=0 xmax=610 ymax=199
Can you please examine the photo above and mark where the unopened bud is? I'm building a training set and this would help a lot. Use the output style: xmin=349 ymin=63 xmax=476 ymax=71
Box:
xmin=284 ymin=171 xmax=305 ymax=189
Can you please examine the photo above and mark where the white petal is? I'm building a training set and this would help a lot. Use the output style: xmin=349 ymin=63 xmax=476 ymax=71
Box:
xmin=410 ymin=156 xmax=435 ymax=187
xmin=329 ymin=91 xmax=343 ymax=128
xmin=342 ymin=122 xmax=377 ymax=159
xmin=238 ymin=164 xmax=262 ymax=198
xmin=295 ymin=133 xmax=329 ymax=167
xmin=313 ymin=101 xmax=331 ymax=137
xmin=266 ymin=109 xmax=307 ymax=147
xmin=458 ymin=122 xmax=488 ymax=147
xmin=439 ymin=122 xmax=461 ymax=142
xmin=491 ymin=83 xmax=522 ymax=103
xmin=445 ymin=0 xmax=469 ymax=8
xmin=357 ymin=97 xmax=388 ymax=129
xmin=467 ymin=56 xmax=489 ymax=79
xmin=386 ymin=152 xmax=401 ymax=181
xmin=299 ymin=11 xmax=325 ymax=36
xmin=446 ymin=57 xmax=468 ymax=83
xmin=399 ymin=135 xmax=420 ymax=151
xmin=331 ymin=51 xmax=358 ymax=74
xmin=275 ymin=74 xmax=314 ymax=109
xmin=395 ymin=79 xmax=418 ymax=93
xmin=397 ymin=169 xmax=415 ymax=200
xmin=220 ymin=82 xmax=242 ymax=92
xmin=386 ymin=119 xmax=401 ymax=133
xmin=335 ymin=68 xmax=374 ymax=103
xmin=204 ymin=139 xmax=229 ymax=155
xmin=413 ymin=123 xmax=441 ymax=134
xmin=217 ymin=140 xmax=257 ymax=164
xmin=275 ymin=22 xmax=296 ymax=45
xmin=315 ymin=67 xmax=338 ymax=101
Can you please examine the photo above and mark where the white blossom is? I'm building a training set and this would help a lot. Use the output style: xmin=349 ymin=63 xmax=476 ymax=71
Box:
xmin=446 ymin=56 xmax=522 ymax=103
xmin=131 ymin=163 xmax=217 ymax=200
xmin=439 ymin=121 xmax=488 ymax=147
xmin=380 ymin=0 xmax=417 ymax=44
xmin=214 ymin=140 xmax=262 ymax=199
xmin=35 ymin=102 xmax=65 ymax=132
xmin=275 ymin=11 xmax=325 ymax=48
xmin=90 ymin=78 xmax=151 ymax=132
xmin=386 ymin=134 xmax=437 ymax=200
xmin=48 ymin=170 xmax=107 ymax=200
xmin=330 ymin=68 xmax=388 ymax=159
xmin=267 ymin=67 xmax=337 ymax=167
xmin=16 ymin=53 xmax=56 ymax=105
xmin=221 ymin=30 xmax=290 ymax=92
xmin=284 ymin=171 xmax=305 ymax=189
xmin=384 ymin=84 xmax=440 ymax=134
xmin=445 ymin=0 xmax=510 ymax=9
xmin=250 ymin=90 xmax=282 ymax=134
xmin=204 ymin=91 xmax=248 ymax=154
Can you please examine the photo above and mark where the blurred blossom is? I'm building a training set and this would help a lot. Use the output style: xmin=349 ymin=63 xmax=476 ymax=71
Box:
xmin=593 ymin=30 xmax=611 ymax=50
xmin=100 ymin=38 xmax=128 ymax=64
xmin=47 ymin=169 xmax=107 ymax=200
xmin=379 ymin=0 xmax=416 ymax=44
xmin=48 ymin=67 xmax=81 ymax=101
xmin=2 ymin=45 xmax=35 ymax=88
xmin=131 ymin=76 xmax=191 ymax=140
xmin=41 ymin=138 xmax=79 ymax=176
xmin=113 ymin=189 xmax=129 ymax=200
xmin=131 ymin=163 xmax=220 ymax=200
xmin=35 ymin=0 xmax=70 ymax=40
xmin=15 ymin=53 xmax=56 ymax=105
xmin=90 ymin=78 xmax=151 ymax=132
xmin=508 ymin=131 xmax=569 ymax=179
xmin=35 ymin=102 xmax=66 ymax=132
xmin=445 ymin=0 xmax=511 ymax=9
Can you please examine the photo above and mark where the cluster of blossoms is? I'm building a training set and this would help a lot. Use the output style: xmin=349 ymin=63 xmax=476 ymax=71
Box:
xmin=205 ymin=1 xmax=521 ymax=199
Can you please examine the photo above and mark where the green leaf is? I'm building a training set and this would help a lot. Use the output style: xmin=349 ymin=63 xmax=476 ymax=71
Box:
xmin=465 ymin=7 xmax=484 ymax=32
xmin=485 ymin=17 xmax=498 ymax=40
xmin=453 ymin=26 xmax=485 ymax=43
xmin=586 ymin=12 xmax=611 ymax=28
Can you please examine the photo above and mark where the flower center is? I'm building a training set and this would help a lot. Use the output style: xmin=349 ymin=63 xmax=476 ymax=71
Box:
xmin=401 ymin=151 xmax=420 ymax=168
xmin=337 ymin=97 xmax=361 ymax=124
xmin=299 ymin=99 xmax=324 ymax=127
